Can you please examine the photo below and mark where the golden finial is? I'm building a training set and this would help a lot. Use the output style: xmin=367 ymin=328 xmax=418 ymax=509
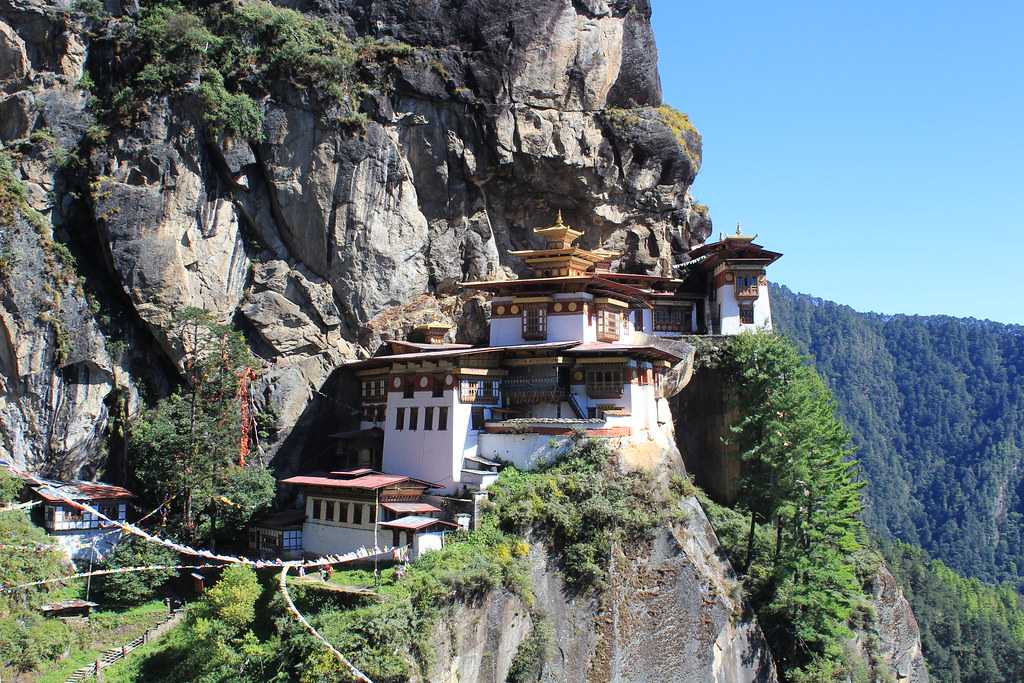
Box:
xmin=555 ymin=210 xmax=565 ymax=227
xmin=736 ymin=222 xmax=742 ymax=235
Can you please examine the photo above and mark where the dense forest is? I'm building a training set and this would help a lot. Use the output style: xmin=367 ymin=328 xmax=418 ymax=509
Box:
xmin=772 ymin=285 xmax=1024 ymax=585
xmin=772 ymin=285 xmax=1024 ymax=681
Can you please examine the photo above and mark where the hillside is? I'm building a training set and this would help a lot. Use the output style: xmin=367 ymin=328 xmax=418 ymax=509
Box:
xmin=771 ymin=285 xmax=1024 ymax=584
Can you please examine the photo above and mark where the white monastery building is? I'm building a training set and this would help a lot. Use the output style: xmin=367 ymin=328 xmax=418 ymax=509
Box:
xmin=279 ymin=217 xmax=782 ymax=559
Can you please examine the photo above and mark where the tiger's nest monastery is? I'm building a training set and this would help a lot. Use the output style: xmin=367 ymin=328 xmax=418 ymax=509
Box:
xmin=273 ymin=217 xmax=781 ymax=560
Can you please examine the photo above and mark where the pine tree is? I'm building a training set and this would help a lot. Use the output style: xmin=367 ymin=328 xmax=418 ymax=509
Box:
xmin=129 ymin=308 xmax=273 ymax=543
xmin=724 ymin=332 xmax=866 ymax=674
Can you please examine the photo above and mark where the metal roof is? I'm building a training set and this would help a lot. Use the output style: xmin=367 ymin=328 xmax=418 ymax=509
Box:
xmin=280 ymin=471 xmax=440 ymax=491
xmin=381 ymin=502 xmax=442 ymax=514
xmin=31 ymin=479 xmax=135 ymax=503
xmin=379 ymin=515 xmax=459 ymax=531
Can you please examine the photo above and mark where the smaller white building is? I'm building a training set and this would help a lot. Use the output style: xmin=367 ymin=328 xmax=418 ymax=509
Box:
xmin=29 ymin=479 xmax=134 ymax=563
xmin=279 ymin=469 xmax=457 ymax=560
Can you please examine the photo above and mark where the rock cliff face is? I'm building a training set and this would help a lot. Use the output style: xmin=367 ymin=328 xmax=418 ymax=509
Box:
xmin=424 ymin=498 xmax=778 ymax=683
xmin=0 ymin=0 xmax=708 ymax=474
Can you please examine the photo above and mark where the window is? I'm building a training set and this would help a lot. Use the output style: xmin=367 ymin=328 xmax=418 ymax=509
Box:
xmin=432 ymin=377 xmax=444 ymax=398
xmin=521 ymin=305 xmax=547 ymax=340
xmin=739 ymin=304 xmax=755 ymax=325
xmin=353 ymin=505 xmax=363 ymax=525
xmin=282 ymin=530 xmax=302 ymax=551
xmin=403 ymin=380 xmax=414 ymax=399
xmin=368 ymin=505 xmax=376 ymax=525
xmin=736 ymin=273 xmax=760 ymax=297
xmin=361 ymin=377 xmax=385 ymax=402
xmin=339 ymin=502 xmax=349 ymax=524
xmin=409 ymin=407 xmax=419 ymax=431
xmin=325 ymin=500 xmax=335 ymax=522
xmin=438 ymin=406 xmax=448 ymax=431
xmin=596 ymin=308 xmax=621 ymax=341
xmin=471 ymin=407 xmax=486 ymax=431
xmin=312 ymin=499 xmax=322 ymax=520
xmin=395 ymin=407 xmax=405 ymax=430
xmin=634 ymin=308 xmax=645 ymax=332
xmin=460 ymin=379 xmax=500 ymax=404
xmin=585 ymin=365 xmax=624 ymax=399
xmin=424 ymin=407 xmax=434 ymax=430
xmin=653 ymin=306 xmax=683 ymax=332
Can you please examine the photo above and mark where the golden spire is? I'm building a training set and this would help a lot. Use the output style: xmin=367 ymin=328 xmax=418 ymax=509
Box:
xmin=555 ymin=210 xmax=565 ymax=227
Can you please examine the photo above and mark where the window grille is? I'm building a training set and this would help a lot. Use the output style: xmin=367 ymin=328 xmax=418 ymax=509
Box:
xmin=585 ymin=365 xmax=624 ymax=399
xmin=596 ymin=308 xmax=621 ymax=341
xmin=522 ymin=305 xmax=548 ymax=340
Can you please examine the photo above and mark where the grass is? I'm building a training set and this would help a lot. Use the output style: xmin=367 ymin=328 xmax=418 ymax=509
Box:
xmin=87 ymin=623 xmax=188 ymax=683
xmin=36 ymin=601 xmax=170 ymax=681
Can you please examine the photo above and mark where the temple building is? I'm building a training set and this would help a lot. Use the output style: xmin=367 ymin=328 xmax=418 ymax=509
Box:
xmin=276 ymin=216 xmax=781 ymax=558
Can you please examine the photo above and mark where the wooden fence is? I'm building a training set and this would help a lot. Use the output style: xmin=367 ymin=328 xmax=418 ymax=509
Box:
xmin=65 ymin=608 xmax=184 ymax=683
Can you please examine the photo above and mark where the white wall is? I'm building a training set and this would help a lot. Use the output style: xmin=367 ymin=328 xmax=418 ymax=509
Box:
xmin=478 ymin=433 xmax=571 ymax=469
xmin=303 ymin=521 xmax=378 ymax=557
xmin=414 ymin=532 xmax=446 ymax=559
xmin=716 ymin=282 xmax=773 ymax=335
xmin=382 ymin=387 xmax=465 ymax=491
xmin=54 ymin=529 xmax=123 ymax=564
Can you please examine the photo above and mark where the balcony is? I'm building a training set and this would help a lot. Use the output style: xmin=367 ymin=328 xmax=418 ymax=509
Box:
xmin=585 ymin=381 xmax=624 ymax=400
xmin=735 ymin=284 xmax=760 ymax=300
xmin=503 ymin=375 xmax=566 ymax=405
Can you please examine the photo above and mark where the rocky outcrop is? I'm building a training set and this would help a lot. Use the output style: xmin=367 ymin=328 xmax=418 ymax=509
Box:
xmin=424 ymin=497 xmax=777 ymax=683
xmin=850 ymin=564 xmax=930 ymax=682
xmin=0 ymin=0 xmax=713 ymax=474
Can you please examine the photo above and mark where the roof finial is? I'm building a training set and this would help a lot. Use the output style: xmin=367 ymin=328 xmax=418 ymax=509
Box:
xmin=555 ymin=210 xmax=565 ymax=227
xmin=736 ymin=221 xmax=742 ymax=235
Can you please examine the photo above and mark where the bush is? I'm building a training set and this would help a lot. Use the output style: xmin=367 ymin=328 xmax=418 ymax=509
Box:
xmin=488 ymin=437 xmax=662 ymax=592
xmin=197 ymin=70 xmax=263 ymax=140
xmin=93 ymin=537 xmax=178 ymax=606
xmin=0 ymin=613 xmax=70 ymax=672
xmin=0 ymin=468 xmax=22 ymax=503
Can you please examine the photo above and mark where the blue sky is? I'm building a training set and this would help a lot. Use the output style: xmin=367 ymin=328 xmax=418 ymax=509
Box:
xmin=650 ymin=1 xmax=1024 ymax=324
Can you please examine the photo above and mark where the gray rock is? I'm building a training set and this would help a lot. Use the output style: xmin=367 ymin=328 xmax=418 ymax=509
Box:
xmin=0 ymin=90 xmax=34 ymax=141
xmin=0 ymin=19 xmax=29 ymax=81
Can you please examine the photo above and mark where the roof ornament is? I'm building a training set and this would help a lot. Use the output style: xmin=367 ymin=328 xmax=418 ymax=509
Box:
xmin=555 ymin=210 xmax=565 ymax=227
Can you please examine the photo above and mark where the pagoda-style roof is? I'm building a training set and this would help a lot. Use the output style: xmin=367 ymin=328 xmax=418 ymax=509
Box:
xmin=532 ymin=211 xmax=583 ymax=248
xmin=682 ymin=225 xmax=782 ymax=270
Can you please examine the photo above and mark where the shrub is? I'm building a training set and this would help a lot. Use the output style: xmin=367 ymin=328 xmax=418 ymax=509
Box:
xmin=93 ymin=536 xmax=178 ymax=606
xmin=197 ymin=70 xmax=264 ymax=140
xmin=488 ymin=438 xmax=662 ymax=592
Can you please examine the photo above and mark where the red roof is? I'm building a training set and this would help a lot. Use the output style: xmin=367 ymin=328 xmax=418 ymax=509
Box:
xmin=280 ymin=471 xmax=440 ymax=491
xmin=379 ymin=516 xmax=459 ymax=531
xmin=381 ymin=501 xmax=442 ymax=514
xmin=32 ymin=480 xmax=135 ymax=503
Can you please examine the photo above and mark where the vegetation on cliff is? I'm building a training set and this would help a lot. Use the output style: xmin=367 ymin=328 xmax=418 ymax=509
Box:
xmin=79 ymin=0 xmax=412 ymax=138
xmin=696 ymin=332 xmax=871 ymax=681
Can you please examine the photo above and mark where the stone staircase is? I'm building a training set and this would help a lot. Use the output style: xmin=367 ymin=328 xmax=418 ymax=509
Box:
xmin=65 ymin=607 xmax=184 ymax=683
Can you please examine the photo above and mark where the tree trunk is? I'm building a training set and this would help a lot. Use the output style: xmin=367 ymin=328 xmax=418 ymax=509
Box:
xmin=744 ymin=510 xmax=757 ymax=572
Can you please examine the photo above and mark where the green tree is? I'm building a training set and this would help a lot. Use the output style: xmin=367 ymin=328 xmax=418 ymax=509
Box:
xmin=197 ymin=564 xmax=261 ymax=632
xmin=129 ymin=308 xmax=271 ymax=543
xmin=93 ymin=536 xmax=178 ymax=606
xmin=0 ymin=468 xmax=22 ymax=503
xmin=723 ymin=332 xmax=866 ymax=675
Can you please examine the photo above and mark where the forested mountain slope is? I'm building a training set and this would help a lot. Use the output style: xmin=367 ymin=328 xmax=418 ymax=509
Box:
xmin=772 ymin=285 xmax=1024 ymax=584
